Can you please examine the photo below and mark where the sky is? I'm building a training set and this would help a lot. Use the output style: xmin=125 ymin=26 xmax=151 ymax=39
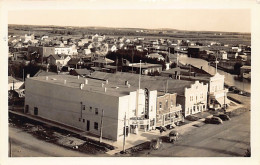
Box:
xmin=8 ymin=9 xmax=251 ymax=33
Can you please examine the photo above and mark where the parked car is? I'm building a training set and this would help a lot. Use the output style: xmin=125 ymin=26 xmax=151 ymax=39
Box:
xmin=169 ymin=130 xmax=179 ymax=143
xmin=204 ymin=117 xmax=223 ymax=124
xmin=217 ymin=114 xmax=231 ymax=121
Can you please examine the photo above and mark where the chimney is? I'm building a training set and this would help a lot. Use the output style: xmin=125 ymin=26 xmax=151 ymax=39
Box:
xmin=64 ymin=80 xmax=66 ymax=84
xmin=80 ymin=84 xmax=84 ymax=90
xmin=45 ymin=76 xmax=48 ymax=80
xmin=84 ymin=79 xmax=88 ymax=84
xmin=102 ymin=83 xmax=104 ymax=87
xmin=106 ymin=79 xmax=108 ymax=84
xmin=125 ymin=81 xmax=128 ymax=85
xmin=27 ymin=74 xmax=30 ymax=78
xmin=77 ymin=75 xmax=80 ymax=79
xmin=104 ymin=87 xmax=107 ymax=92
xmin=127 ymin=84 xmax=131 ymax=88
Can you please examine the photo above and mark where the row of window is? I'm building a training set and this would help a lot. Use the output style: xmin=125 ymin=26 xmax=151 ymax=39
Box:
xmin=159 ymin=100 xmax=174 ymax=109
xmin=82 ymin=105 xmax=99 ymax=115
xmin=189 ymin=94 xmax=204 ymax=102
xmin=187 ymin=105 xmax=206 ymax=114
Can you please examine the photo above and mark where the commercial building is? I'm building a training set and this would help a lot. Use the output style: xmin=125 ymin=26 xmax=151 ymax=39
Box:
xmin=24 ymin=75 xmax=157 ymax=141
xmin=88 ymin=72 xmax=208 ymax=117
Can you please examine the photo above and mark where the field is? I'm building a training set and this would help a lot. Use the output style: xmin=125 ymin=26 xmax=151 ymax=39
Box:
xmin=8 ymin=24 xmax=251 ymax=46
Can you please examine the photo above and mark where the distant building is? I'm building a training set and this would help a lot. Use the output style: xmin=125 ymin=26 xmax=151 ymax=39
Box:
xmin=24 ymin=75 xmax=157 ymax=141
xmin=146 ymin=53 xmax=165 ymax=61
xmin=28 ymin=46 xmax=55 ymax=58
xmin=124 ymin=62 xmax=163 ymax=75
xmin=47 ymin=54 xmax=71 ymax=67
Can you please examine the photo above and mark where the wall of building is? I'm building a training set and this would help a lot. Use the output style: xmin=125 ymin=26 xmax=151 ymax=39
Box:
xmin=184 ymin=81 xmax=208 ymax=117
xmin=25 ymin=78 xmax=121 ymax=140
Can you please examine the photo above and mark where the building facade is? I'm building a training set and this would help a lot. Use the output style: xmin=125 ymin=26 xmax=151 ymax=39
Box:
xmin=156 ymin=93 xmax=183 ymax=127
xmin=179 ymin=81 xmax=208 ymax=117
xmin=24 ymin=75 xmax=157 ymax=141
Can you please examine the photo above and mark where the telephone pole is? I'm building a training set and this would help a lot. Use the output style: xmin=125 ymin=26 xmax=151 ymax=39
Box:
xmin=99 ymin=110 xmax=104 ymax=143
xmin=123 ymin=112 xmax=126 ymax=153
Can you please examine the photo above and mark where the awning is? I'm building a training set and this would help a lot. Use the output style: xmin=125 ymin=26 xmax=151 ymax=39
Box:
xmin=215 ymin=96 xmax=230 ymax=106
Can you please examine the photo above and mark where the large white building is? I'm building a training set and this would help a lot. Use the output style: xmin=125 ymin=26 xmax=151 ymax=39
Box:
xmin=24 ymin=75 xmax=157 ymax=141
xmin=208 ymin=73 xmax=230 ymax=110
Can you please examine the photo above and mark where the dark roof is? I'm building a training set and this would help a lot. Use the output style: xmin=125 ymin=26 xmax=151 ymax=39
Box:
xmin=49 ymin=54 xmax=69 ymax=60
xmin=72 ymin=69 xmax=91 ymax=75
xmin=68 ymin=58 xmax=82 ymax=65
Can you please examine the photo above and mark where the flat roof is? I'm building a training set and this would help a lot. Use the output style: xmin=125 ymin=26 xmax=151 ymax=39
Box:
xmin=28 ymin=75 xmax=140 ymax=97
xmin=89 ymin=72 xmax=194 ymax=95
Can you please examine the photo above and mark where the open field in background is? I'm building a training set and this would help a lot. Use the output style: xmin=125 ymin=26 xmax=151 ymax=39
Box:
xmin=8 ymin=24 xmax=251 ymax=45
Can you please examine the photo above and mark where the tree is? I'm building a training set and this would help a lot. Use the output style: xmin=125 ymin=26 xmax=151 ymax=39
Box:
xmin=234 ymin=62 xmax=242 ymax=75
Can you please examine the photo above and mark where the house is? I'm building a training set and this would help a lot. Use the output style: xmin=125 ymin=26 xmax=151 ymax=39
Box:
xmin=240 ymin=65 xmax=251 ymax=80
xmin=28 ymin=46 xmax=55 ymax=58
xmin=24 ymin=75 xmax=157 ymax=141
xmin=108 ymin=44 xmax=117 ymax=52
xmin=92 ymin=58 xmax=114 ymax=68
xmin=125 ymin=63 xmax=163 ymax=75
xmin=54 ymin=45 xmax=78 ymax=55
xmin=47 ymin=54 xmax=71 ymax=67
xmin=67 ymin=58 xmax=85 ymax=69
xmin=146 ymin=53 xmax=165 ymax=61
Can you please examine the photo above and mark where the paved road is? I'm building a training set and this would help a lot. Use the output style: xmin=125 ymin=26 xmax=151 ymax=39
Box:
xmin=136 ymin=111 xmax=250 ymax=157
xmin=9 ymin=126 xmax=91 ymax=157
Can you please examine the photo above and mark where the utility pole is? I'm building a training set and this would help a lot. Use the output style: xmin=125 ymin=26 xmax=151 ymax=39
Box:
xmin=99 ymin=109 xmax=104 ymax=143
xmin=132 ymin=48 xmax=134 ymax=74
xmin=123 ymin=112 xmax=126 ymax=153
xmin=12 ymin=80 xmax=14 ymax=111
xmin=139 ymin=60 xmax=142 ymax=90
xmin=224 ymin=91 xmax=226 ymax=114
xmin=23 ymin=69 xmax=24 ymax=82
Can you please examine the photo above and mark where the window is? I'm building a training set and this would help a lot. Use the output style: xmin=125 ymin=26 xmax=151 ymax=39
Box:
xmin=193 ymin=106 xmax=195 ymax=112
xmin=171 ymin=100 xmax=174 ymax=107
xmin=83 ymin=119 xmax=85 ymax=123
xmin=89 ymin=106 xmax=92 ymax=112
xmin=165 ymin=100 xmax=168 ymax=109
xmin=95 ymin=108 xmax=98 ymax=115
xmin=82 ymin=105 xmax=85 ymax=110
xmin=159 ymin=102 xmax=162 ymax=109
xmin=34 ymin=107 xmax=38 ymax=115
xmin=79 ymin=118 xmax=81 ymax=122
xmin=94 ymin=122 xmax=98 ymax=130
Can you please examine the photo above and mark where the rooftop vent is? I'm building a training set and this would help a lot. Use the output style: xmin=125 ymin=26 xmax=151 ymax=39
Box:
xmin=77 ymin=75 xmax=80 ymax=79
xmin=106 ymin=80 xmax=108 ymax=84
xmin=64 ymin=80 xmax=67 ymax=84
xmin=102 ymin=83 xmax=104 ymax=87
xmin=127 ymin=84 xmax=131 ymax=88
xmin=104 ymin=87 xmax=107 ymax=92
xmin=80 ymin=83 xmax=84 ymax=90
xmin=84 ymin=79 xmax=88 ymax=85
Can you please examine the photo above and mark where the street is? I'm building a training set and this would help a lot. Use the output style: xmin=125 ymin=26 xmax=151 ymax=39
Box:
xmin=134 ymin=110 xmax=250 ymax=157
xmin=9 ymin=126 xmax=91 ymax=157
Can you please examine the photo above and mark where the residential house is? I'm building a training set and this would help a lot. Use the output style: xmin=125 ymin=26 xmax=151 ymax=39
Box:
xmin=47 ymin=54 xmax=71 ymax=67
xmin=146 ymin=53 xmax=165 ymax=61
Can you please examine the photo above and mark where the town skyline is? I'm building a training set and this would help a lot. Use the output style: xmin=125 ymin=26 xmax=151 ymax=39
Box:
xmin=8 ymin=9 xmax=251 ymax=33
